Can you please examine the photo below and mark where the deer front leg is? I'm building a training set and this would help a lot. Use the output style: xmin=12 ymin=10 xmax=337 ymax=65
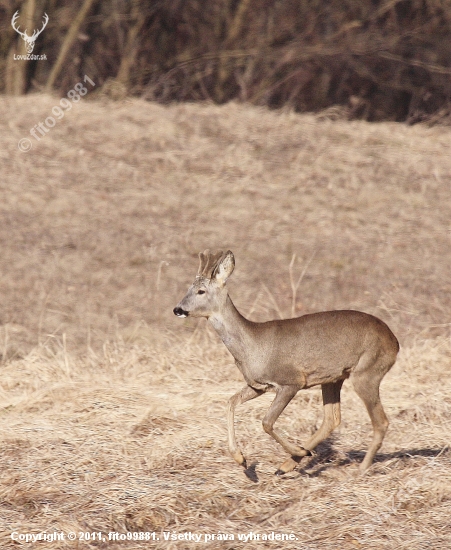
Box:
xmin=227 ymin=385 xmax=264 ymax=468
xmin=261 ymin=385 xmax=311 ymax=475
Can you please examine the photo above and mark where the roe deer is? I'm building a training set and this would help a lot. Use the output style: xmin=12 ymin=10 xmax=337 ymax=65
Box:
xmin=173 ymin=250 xmax=399 ymax=475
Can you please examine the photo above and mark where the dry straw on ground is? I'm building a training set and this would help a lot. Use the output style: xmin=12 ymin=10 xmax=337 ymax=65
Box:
xmin=0 ymin=95 xmax=450 ymax=548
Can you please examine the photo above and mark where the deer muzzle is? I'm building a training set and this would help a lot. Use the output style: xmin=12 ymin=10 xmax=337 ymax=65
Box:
xmin=173 ymin=307 xmax=189 ymax=318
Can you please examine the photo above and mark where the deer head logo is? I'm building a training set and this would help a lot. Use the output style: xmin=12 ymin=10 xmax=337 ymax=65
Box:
xmin=11 ymin=11 xmax=49 ymax=54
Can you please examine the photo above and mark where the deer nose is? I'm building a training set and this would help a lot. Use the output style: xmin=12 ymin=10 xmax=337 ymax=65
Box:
xmin=173 ymin=307 xmax=188 ymax=318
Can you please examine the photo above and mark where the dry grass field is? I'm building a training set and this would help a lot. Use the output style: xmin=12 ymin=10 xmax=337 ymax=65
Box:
xmin=1 ymin=94 xmax=451 ymax=548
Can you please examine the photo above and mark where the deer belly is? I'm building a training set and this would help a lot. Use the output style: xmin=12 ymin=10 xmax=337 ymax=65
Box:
xmin=264 ymin=363 xmax=308 ymax=388
xmin=241 ymin=362 xmax=308 ymax=389
xmin=263 ymin=362 xmax=346 ymax=389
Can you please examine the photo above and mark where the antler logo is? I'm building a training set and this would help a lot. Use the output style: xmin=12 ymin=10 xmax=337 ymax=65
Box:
xmin=11 ymin=11 xmax=49 ymax=54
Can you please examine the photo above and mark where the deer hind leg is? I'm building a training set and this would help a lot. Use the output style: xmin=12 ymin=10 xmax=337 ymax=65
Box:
xmin=261 ymin=385 xmax=311 ymax=475
xmin=276 ymin=380 xmax=343 ymax=475
xmin=227 ymin=385 xmax=264 ymax=468
xmin=351 ymin=372 xmax=389 ymax=472
xmin=304 ymin=380 xmax=344 ymax=451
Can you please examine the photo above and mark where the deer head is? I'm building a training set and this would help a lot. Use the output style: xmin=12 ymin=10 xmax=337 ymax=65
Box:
xmin=173 ymin=250 xmax=235 ymax=318
xmin=11 ymin=11 xmax=49 ymax=54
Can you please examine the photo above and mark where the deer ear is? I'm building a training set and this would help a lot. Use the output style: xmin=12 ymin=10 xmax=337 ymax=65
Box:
xmin=213 ymin=250 xmax=235 ymax=286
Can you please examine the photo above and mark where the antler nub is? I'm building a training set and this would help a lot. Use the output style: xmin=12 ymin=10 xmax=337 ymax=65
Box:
xmin=197 ymin=249 xmax=225 ymax=279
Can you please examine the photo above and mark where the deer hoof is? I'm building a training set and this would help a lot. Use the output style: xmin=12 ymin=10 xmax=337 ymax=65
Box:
xmin=231 ymin=451 xmax=247 ymax=468
xmin=275 ymin=456 xmax=300 ymax=475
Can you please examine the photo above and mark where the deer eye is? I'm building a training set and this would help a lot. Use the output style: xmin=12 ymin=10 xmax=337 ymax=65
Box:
xmin=197 ymin=289 xmax=206 ymax=295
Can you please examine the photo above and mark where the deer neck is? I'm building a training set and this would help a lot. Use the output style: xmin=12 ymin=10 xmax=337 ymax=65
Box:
xmin=208 ymin=295 xmax=254 ymax=363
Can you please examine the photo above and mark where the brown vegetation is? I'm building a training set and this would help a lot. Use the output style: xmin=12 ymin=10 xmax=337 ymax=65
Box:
xmin=2 ymin=0 xmax=451 ymax=122
xmin=1 ymin=95 xmax=451 ymax=547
